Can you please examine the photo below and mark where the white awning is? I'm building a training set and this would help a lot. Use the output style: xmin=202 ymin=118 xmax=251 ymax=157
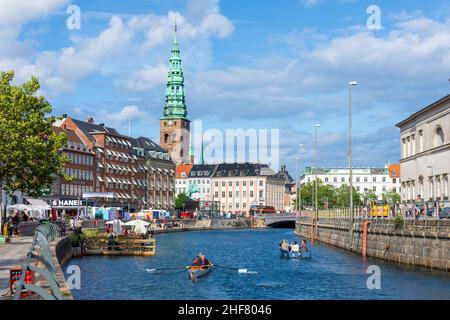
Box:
xmin=111 ymin=137 xmax=118 ymax=143
xmin=106 ymin=150 xmax=113 ymax=156
xmin=96 ymin=148 xmax=104 ymax=153
xmin=97 ymin=176 xmax=104 ymax=182
xmin=97 ymin=162 xmax=104 ymax=168
xmin=24 ymin=198 xmax=50 ymax=210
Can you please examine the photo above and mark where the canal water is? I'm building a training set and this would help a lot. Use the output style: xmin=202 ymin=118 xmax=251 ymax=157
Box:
xmin=65 ymin=229 xmax=450 ymax=300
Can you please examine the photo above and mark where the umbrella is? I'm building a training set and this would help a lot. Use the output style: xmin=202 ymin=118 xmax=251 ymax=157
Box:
xmin=106 ymin=219 xmax=125 ymax=225
xmin=124 ymin=220 xmax=150 ymax=227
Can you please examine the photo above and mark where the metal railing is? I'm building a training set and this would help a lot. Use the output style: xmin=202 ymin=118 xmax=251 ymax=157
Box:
xmin=13 ymin=223 xmax=64 ymax=300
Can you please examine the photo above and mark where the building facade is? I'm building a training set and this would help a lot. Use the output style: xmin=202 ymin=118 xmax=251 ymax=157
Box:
xmin=160 ymin=27 xmax=191 ymax=164
xmin=396 ymin=94 xmax=450 ymax=204
xmin=56 ymin=116 xmax=175 ymax=211
xmin=300 ymin=165 xmax=401 ymax=200
xmin=275 ymin=164 xmax=296 ymax=212
xmin=211 ymin=163 xmax=285 ymax=214
xmin=175 ymin=164 xmax=193 ymax=196
xmin=187 ymin=164 xmax=217 ymax=201
xmin=49 ymin=126 xmax=96 ymax=215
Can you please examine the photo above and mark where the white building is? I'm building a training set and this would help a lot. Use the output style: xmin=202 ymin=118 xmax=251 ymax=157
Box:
xmin=211 ymin=163 xmax=285 ymax=213
xmin=175 ymin=164 xmax=193 ymax=197
xmin=396 ymin=94 xmax=450 ymax=205
xmin=300 ymin=165 xmax=401 ymax=200
xmin=187 ymin=164 xmax=216 ymax=201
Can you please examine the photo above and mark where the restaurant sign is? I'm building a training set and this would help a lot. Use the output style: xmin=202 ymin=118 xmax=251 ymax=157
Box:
xmin=52 ymin=199 xmax=85 ymax=208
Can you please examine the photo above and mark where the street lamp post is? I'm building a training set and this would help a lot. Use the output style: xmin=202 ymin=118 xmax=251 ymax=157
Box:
xmin=314 ymin=124 xmax=320 ymax=234
xmin=296 ymin=143 xmax=305 ymax=212
xmin=349 ymin=81 xmax=357 ymax=222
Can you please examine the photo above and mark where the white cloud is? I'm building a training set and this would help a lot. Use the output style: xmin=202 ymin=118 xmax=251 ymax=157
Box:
xmin=104 ymin=105 xmax=146 ymax=122
xmin=122 ymin=63 xmax=168 ymax=91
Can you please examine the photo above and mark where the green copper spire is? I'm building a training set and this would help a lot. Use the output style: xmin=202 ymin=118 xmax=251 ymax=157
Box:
xmin=163 ymin=23 xmax=188 ymax=120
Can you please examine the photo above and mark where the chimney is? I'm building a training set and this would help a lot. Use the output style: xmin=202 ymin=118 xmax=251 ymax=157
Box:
xmin=99 ymin=123 xmax=105 ymax=127
xmin=86 ymin=117 xmax=94 ymax=124
xmin=62 ymin=113 xmax=68 ymax=118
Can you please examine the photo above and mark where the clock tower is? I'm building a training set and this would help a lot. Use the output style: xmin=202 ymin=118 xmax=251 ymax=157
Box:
xmin=160 ymin=24 xmax=191 ymax=164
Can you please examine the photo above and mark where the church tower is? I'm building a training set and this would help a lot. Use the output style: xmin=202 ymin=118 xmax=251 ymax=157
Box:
xmin=160 ymin=24 xmax=191 ymax=164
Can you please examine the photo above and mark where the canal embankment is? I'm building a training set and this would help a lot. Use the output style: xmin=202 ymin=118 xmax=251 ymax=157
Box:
xmin=296 ymin=210 xmax=450 ymax=272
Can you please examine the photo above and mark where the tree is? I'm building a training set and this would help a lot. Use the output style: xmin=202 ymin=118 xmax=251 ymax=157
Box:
xmin=335 ymin=184 xmax=361 ymax=208
xmin=300 ymin=179 xmax=338 ymax=209
xmin=361 ymin=190 xmax=378 ymax=205
xmin=0 ymin=71 xmax=70 ymax=223
xmin=382 ymin=191 xmax=401 ymax=206
xmin=175 ymin=193 xmax=188 ymax=210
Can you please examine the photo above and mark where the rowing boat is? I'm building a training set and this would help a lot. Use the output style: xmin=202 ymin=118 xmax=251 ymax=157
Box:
xmin=290 ymin=251 xmax=312 ymax=259
xmin=187 ymin=264 xmax=213 ymax=281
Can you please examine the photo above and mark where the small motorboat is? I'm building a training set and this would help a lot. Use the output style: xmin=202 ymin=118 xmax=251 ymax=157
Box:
xmin=187 ymin=264 xmax=213 ymax=281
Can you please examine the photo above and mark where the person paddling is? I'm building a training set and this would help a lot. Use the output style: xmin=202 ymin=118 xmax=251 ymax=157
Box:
xmin=300 ymin=239 xmax=309 ymax=252
xmin=290 ymin=241 xmax=300 ymax=258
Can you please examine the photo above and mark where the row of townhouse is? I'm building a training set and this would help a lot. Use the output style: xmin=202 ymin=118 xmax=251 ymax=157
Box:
xmin=176 ymin=163 xmax=285 ymax=213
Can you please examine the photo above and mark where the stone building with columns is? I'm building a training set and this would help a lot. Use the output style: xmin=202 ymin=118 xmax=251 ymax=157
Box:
xmin=396 ymin=94 xmax=450 ymax=205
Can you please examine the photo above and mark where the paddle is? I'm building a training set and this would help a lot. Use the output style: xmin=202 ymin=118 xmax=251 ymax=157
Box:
xmin=145 ymin=266 xmax=187 ymax=273
xmin=212 ymin=264 xmax=258 ymax=275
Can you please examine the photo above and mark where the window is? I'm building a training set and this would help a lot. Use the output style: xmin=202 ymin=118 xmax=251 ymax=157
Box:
xmin=373 ymin=186 xmax=377 ymax=192
xmin=259 ymin=190 xmax=264 ymax=198
xmin=164 ymin=134 xmax=169 ymax=144
xmin=419 ymin=130 xmax=424 ymax=152
xmin=222 ymin=182 xmax=225 ymax=187
xmin=341 ymin=177 xmax=345 ymax=182
xmin=364 ymin=177 xmax=368 ymax=183
xmin=325 ymin=177 xmax=329 ymax=182
xmin=250 ymin=191 xmax=254 ymax=198
xmin=215 ymin=182 xmax=218 ymax=187
xmin=356 ymin=177 xmax=360 ymax=182
xmin=259 ymin=181 xmax=263 ymax=187
xmin=229 ymin=181 xmax=232 ymax=187
xmin=250 ymin=181 xmax=254 ymax=186
xmin=215 ymin=192 xmax=219 ymax=198
xmin=393 ymin=178 xmax=396 ymax=183
xmin=434 ymin=126 xmax=445 ymax=147
xmin=222 ymin=191 xmax=225 ymax=198
xmin=229 ymin=191 xmax=232 ymax=198
xmin=334 ymin=177 xmax=337 ymax=183
xmin=373 ymin=177 xmax=377 ymax=183
xmin=382 ymin=177 xmax=386 ymax=182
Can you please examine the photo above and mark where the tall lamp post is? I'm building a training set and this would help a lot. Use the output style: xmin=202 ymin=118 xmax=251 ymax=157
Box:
xmin=314 ymin=124 xmax=320 ymax=228
xmin=348 ymin=80 xmax=357 ymax=250
xmin=348 ymin=81 xmax=357 ymax=222
xmin=296 ymin=143 xmax=305 ymax=212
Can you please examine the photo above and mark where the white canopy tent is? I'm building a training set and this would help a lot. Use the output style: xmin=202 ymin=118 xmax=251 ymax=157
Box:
xmin=124 ymin=220 xmax=149 ymax=235
xmin=7 ymin=198 xmax=50 ymax=219
xmin=106 ymin=219 xmax=124 ymax=234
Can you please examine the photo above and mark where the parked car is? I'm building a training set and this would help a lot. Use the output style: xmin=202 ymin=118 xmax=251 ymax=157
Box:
xmin=439 ymin=207 xmax=450 ymax=219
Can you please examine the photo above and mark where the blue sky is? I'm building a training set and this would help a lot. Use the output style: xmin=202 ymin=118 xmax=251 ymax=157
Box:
xmin=1 ymin=0 xmax=450 ymax=176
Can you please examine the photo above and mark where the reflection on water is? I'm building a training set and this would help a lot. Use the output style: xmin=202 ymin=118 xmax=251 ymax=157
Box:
xmin=65 ymin=229 xmax=450 ymax=300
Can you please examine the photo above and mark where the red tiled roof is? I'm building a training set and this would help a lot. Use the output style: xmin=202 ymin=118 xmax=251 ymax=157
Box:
xmin=176 ymin=164 xmax=193 ymax=179
xmin=388 ymin=164 xmax=400 ymax=178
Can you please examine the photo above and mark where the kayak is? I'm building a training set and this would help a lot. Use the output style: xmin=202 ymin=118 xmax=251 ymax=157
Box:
xmin=187 ymin=265 xmax=213 ymax=281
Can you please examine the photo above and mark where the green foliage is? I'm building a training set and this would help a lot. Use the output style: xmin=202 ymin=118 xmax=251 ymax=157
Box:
xmin=0 ymin=70 xmax=71 ymax=197
xmin=393 ymin=214 xmax=404 ymax=229
xmin=382 ymin=191 xmax=401 ymax=205
xmin=334 ymin=184 xmax=361 ymax=208
xmin=300 ymin=179 xmax=361 ymax=209
xmin=83 ymin=229 xmax=100 ymax=238
xmin=70 ymin=232 xmax=86 ymax=247
xmin=361 ymin=190 xmax=378 ymax=205
xmin=175 ymin=192 xmax=188 ymax=210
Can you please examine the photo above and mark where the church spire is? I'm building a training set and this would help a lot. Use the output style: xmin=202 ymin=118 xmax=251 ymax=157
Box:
xmin=162 ymin=22 xmax=187 ymax=120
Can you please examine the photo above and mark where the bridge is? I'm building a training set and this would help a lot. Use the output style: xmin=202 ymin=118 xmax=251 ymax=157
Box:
xmin=254 ymin=213 xmax=297 ymax=228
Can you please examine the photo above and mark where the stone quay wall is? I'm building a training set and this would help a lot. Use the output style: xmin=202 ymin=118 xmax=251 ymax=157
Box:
xmin=296 ymin=216 xmax=450 ymax=272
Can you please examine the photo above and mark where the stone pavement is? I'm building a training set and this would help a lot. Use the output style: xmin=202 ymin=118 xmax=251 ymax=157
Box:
xmin=0 ymin=236 xmax=34 ymax=298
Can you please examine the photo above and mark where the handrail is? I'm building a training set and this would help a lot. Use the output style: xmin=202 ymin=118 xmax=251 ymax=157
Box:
xmin=13 ymin=223 xmax=65 ymax=300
